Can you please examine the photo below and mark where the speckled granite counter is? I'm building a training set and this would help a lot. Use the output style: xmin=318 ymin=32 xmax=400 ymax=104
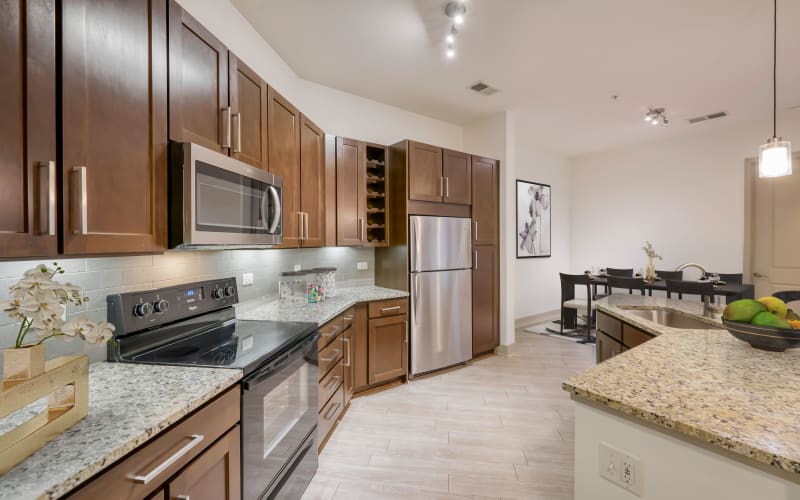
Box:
xmin=563 ymin=294 xmax=800 ymax=476
xmin=237 ymin=285 xmax=409 ymax=325
xmin=0 ymin=362 xmax=241 ymax=499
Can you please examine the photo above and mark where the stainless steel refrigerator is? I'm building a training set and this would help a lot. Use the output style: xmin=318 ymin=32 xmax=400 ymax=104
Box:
xmin=409 ymin=215 xmax=472 ymax=376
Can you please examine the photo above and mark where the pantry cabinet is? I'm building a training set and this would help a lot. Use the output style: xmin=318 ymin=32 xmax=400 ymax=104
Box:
xmin=61 ymin=0 xmax=168 ymax=255
xmin=0 ymin=0 xmax=57 ymax=258
xmin=471 ymin=155 xmax=499 ymax=246
xmin=472 ymin=244 xmax=499 ymax=355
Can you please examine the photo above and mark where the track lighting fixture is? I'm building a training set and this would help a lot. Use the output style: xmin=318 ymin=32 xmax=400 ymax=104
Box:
xmin=443 ymin=2 xmax=466 ymax=59
xmin=644 ymin=108 xmax=668 ymax=127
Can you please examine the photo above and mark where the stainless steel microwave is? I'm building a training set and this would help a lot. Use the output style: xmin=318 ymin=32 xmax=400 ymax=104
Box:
xmin=169 ymin=142 xmax=283 ymax=248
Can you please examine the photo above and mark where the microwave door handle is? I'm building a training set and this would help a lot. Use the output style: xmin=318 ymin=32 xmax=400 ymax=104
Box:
xmin=267 ymin=185 xmax=281 ymax=233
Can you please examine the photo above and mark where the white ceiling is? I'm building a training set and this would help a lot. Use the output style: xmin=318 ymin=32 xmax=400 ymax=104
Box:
xmin=231 ymin=0 xmax=800 ymax=155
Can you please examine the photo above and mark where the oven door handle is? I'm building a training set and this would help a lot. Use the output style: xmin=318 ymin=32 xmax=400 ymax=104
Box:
xmin=242 ymin=332 xmax=318 ymax=390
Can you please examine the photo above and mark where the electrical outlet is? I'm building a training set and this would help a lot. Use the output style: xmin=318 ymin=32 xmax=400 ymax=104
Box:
xmin=242 ymin=273 xmax=254 ymax=286
xmin=356 ymin=261 xmax=368 ymax=271
xmin=293 ymin=264 xmax=301 ymax=272
xmin=599 ymin=442 xmax=642 ymax=496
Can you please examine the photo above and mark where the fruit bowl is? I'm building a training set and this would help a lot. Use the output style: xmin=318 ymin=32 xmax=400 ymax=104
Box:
xmin=722 ymin=319 xmax=800 ymax=352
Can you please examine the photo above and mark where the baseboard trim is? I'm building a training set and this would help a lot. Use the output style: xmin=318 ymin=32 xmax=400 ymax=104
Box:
xmin=515 ymin=309 xmax=560 ymax=329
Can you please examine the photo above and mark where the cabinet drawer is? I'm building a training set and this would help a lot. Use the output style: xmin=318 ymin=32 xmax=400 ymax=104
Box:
xmin=318 ymin=316 xmax=344 ymax=350
xmin=318 ymin=334 xmax=343 ymax=380
xmin=341 ymin=307 xmax=355 ymax=330
xmin=317 ymin=385 xmax=344 ymax=445
xmin=69 ymin=386 xmax=240 ymax=500
xmin=596 ymin=311 xmax=622 ymax=342
xmin=623 ymin=324 xmax=653 ymax=349
xmin=167 ymin=425 xmax=241 ymax=500
xmin=368 ymin=298 xmax=408 ymax=318
xmin=318 ymin=359 xmax=344 ymax=410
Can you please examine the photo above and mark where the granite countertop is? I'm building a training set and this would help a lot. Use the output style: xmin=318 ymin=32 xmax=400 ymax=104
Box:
xmin=563 ymin=294 xmax=800 ymax=476
xmin=0 ymin=362 xmax=242 ymax=500
xmin=237 ymin=285 xmax=409 ymax=325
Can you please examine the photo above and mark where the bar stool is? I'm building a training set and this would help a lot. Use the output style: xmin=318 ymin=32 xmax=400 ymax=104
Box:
xmin=665 ymin=280 xmax=715 ymax=301
xmin=650 ymin=270 xmax=684 ymax=296
xmin=607 ymin=276 xmax=645 ymax=296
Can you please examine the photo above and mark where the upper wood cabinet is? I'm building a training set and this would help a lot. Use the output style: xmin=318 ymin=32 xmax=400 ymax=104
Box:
xmin=61 ymin=0 xmax=167 ymax=255
xmin=0 ymin=0 xmax=57 ymax=258
xmin=268 ymin=87 xmax=301 ymax=248
xmin=471 ymin=155 xmax=499 ymax=246
xmin=300 ymin=114 xmax=325 ymax=248
xmin=473 ymin=244 xmax=499 ymax=355
xmin=442 ymin=149 xmax=471 ymax=205
xmin=408 ymin=141 xmax=443 ymax=203
xmin=229 ymin=55 xmax=268 ymax=170
xmin=168 ymin=1 xmax=229 ymax=154
xmin=336 ymin=137 xmax=367 ymax=246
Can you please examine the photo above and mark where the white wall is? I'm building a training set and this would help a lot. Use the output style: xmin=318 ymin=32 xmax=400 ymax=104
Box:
xmin=569 ymin=117 xmax=800 ymax=277
xmin=176 ymin=0 xmax=463 ymax=149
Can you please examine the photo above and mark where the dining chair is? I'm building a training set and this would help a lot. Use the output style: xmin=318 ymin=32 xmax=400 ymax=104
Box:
xmin=772 ymin=291 xmax=800 ymax=304
xmin=649 ymin=270 xmax=684 ymax=296
xmin=606 ymin=276 xmax=645 ymax=296
xmin=711 ymin=273 xmax=743 ymax=284
xmin=665 ymin=280 xmax=715 ymax=301
xmin=556 ymin=273 xmax=595 ymax=344
xmin=606 ymin=268 xmax=634 ymax=277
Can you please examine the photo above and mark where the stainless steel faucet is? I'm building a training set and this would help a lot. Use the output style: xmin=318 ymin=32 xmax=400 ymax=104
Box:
xmin=674 ymin=262 xmax=709 ymax=278
xmin=674 ymin=262 xmax=722 ymax=318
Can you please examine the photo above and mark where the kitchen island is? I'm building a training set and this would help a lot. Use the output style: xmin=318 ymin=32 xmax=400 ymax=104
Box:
xmin=564 ymin=295 xmax=800 ymax=500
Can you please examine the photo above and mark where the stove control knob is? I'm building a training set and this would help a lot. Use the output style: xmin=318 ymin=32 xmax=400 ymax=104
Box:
xmin=211 ymin=288 xmax=225 ymax=300
xmin=153 ymin=299 xmax=169 ymax=314
xmin=224 ymin=286 xmax=235 ymax=297
xmin=133 ymin=302 xmax=153 ymax=318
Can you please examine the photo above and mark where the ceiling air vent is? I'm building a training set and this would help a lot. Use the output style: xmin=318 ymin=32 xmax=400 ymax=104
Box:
xmin=687 ymin=111 xmax=728 ymax=124
xmin=468 ymin=81 xmax=499 ymax=96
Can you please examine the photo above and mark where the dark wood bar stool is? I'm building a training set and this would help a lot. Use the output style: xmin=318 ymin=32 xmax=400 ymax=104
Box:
xmin=665 ymin=280 xmax=715 ymax=301
xmin=607 ymin=276 xmax=645 ymax=295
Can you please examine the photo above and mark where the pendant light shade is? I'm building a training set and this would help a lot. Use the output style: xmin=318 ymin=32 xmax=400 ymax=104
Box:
xmin=758 ymin=0 xmax=792 ymax=177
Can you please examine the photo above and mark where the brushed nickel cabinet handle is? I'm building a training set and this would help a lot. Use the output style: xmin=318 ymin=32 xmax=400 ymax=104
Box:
xmin=304 ymin=212 xmax=310 ymax=241
xmin=320 ymin=325 xmax=342 ymax=338
xmin=404 ymin=319 xmax=408 ymax=343
xmin=473 ymin=250 xmax=478 ymax=270
xmin=323 ymin=403 xmax=341 ymax=420
xmin=298 ymin=212 xmax=304 ymax=239
xmin=325 ymin=376 xmax=341 ymax=390
xmin=445 ymin=177 xmax=449 ymax=197
xmin=474 ymin=221 xmax=478 ymax=241
xmin=232 ymin=112 xmax=242 ymax=153
xmin=358 ymin=217 xmax=365 ymax=241
xmin=221 ymin=107 xmax=231 ymax=148
xmin=439 ymin=177 xmax=444 ymax=197
xmin=380 ymin=306 xmax=401 ymax=312
xmin=71 ymin=166 xmax=88 ymax=235
xmin=129 ymin=434 xmax=204 ymax=484
xmin=38 ymin=161 xmax=56 ymax=236
xmin=176 ymin=496 xmax=190 ymax=500
xmin=343 ymin=338 xmax=351 ymax=367
xmin=320 ymin=349 xmax=341 ymax=363
xmin=753 ymin=272 xmax=769 ymax=278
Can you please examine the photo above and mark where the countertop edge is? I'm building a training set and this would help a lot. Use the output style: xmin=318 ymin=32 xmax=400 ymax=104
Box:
xmin=44 ymin=368 xmax=243 ymax=500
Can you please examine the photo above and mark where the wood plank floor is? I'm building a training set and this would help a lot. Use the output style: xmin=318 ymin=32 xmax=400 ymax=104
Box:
xmin=303 ymin=330 xmax=595 ymax=500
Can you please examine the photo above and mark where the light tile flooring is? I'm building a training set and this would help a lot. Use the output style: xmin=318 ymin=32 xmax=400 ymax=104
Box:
xmin=302 ymin=330 xmax=595 ymax=500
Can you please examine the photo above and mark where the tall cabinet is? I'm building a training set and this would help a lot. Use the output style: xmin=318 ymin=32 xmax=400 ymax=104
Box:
xmin=0 ymin=0 xmax=57 ymax=258
xmin=471 ymin=155 xmax=500 ymax=355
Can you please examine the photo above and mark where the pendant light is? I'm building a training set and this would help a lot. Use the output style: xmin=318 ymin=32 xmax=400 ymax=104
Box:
xmin=759 ymin=0 xmax=792 ymax=177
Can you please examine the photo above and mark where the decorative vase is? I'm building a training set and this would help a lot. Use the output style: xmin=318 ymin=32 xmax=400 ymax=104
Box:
xmin=0 ymin=346 xmax=89 ymax=474
xmin=645 ymin=257 xmax=657 ymax=282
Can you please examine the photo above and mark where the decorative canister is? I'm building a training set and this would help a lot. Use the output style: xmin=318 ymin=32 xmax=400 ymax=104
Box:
xmin=279 ymin=271 xmax=311 ymax=308
xmin=311 ymin=267 xmax=336 ymax=298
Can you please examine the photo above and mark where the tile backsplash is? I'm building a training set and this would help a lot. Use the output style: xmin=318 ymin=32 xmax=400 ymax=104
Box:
xmin=0 ymin=247 xmax=375 ymax=364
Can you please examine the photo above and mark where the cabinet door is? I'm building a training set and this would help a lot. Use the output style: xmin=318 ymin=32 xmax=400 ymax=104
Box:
xmin=168 ymin=425 xmax=241 ymax=500
xmin=471 ymin=155 xmax=499 ymax=246
xmin=472 ymin=245 xmax=499 ymax=356
xmin=342 ymin=327 xmax=354 ymax=406
xmin=408 ymin=141 xmax=443 ymax=203
xmin=300 ymin=114 xmax=325 ymax=248
xmin=168 ymin=1 xmax=229 ymax=153
xmin=0 ymin=0 xmax=57 ymax=258
xmin=368 ymin=315 xmax=408 ymax=384
xmin=268 ymin=87 xmax=301 ymax=248
xmin=229 ymin=54 xmax=268 ymax=169
xmin=442 ymin=149 xmax=471 ymax=205
xmin=596 ymin=331 xmax=622 ymax=364
xmin=336 ymin=137 xmax=366 ymax=246
xmin=62 ymin=0 xmax=167 ymax=254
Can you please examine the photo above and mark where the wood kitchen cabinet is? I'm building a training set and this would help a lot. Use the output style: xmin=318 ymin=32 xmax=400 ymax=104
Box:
xmin=61 ymin=0 xmax=167 ymax=255
xmin=595 ymin=311 xmax=654 ymax=363
xmin=442 ymin=149 xmax=471 ymax=205
xmin=268 ymin=87 xmax=302 ymax=248
xmin=368 ymin=307 xmax=408 ymax=385
xmin=168 ymin=1 xmax=229 ymax=154
xmin=342 ymin=327 xmax=355 ymax=407
xmin=336 ymin=137 xmax=367 ymax=246
xmin=473 ymin=245 xmax=499 ymax=355
xmin=471 ymin=155 xmax=499 ymax=246
xmin=168 ymin=426 xmax=241 ymax=500
xmin=300 ymin=114 xmax=325 ymax=247
xmin=0 ymin=0 xmax=57 ymax=258
xmin=229 ymin=54 xmax=269 ymax=170
xmin=351 ymin=304 xmax=369 ymax=393
xmin=597 ymin=331 xmax=623 ymax=363
xmin=408 ymin=141 xmax=444 ymax=203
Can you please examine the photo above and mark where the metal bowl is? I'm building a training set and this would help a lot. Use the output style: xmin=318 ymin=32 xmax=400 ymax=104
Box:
xmin=723 ymin=319 xmax=800 ymax=352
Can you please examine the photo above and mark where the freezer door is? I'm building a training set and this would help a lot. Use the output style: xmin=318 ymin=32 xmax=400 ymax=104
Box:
xmin=409 ymin=216 xmax=472 ymax=272
xmin=410 ymin=269 xmax=472 ymax=375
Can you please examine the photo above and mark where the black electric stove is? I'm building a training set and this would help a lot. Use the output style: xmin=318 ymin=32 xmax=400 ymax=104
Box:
xmin=107 ymin=278 xmax=320 ymax=500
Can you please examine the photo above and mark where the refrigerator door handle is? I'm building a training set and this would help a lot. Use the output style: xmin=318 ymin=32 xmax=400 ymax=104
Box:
xmin=412 ymin=217 xmax=422 ymax=272
xmin=413 ymin=274 xmax=420 ymax=324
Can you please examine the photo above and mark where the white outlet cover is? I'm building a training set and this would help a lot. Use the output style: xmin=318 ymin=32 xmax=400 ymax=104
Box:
xmin=599 ymin=442 xmax=642 ymax=496
xmin=293 ymin=264 xmax=301 ymax=272
xmin=242 ymin=273 xmax=254 ymax=286
xmin=357 ymin=261 xmax=368 ymax=271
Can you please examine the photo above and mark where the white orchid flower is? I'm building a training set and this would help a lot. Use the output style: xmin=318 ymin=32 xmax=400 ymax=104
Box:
xmin=61 ymin=317 xmax=93 ymax=338
xmin=84 ymin=321 xmax=115 ymax=344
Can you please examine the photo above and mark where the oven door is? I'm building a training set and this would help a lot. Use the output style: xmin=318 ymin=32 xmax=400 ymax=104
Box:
xmin=176 ymin=142 xmax=283 ymax=246
xmin=242 ymin=333 xmax=319 ymax=500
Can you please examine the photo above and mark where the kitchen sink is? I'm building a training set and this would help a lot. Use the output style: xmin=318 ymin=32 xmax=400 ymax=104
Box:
xmin=620 ymin=308 xmax=724 ymax=330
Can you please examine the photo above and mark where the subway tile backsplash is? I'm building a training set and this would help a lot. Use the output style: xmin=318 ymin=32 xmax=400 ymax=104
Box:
xmin=0 ymin=247 xmax=375 ymax=364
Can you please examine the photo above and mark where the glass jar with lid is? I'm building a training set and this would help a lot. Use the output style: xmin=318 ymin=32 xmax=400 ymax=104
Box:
xmin=311 ymin=267 xmax=336 ymax=298
xmin=279 ymin=271 xmax=311 ymax=308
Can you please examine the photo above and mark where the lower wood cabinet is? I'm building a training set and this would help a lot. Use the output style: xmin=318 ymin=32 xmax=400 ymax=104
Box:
xmin=597 ymin=331 xmax=623 ymax=363
xmin=342 ymin=326 xmax=355 ymax=407
xmin=368 ymin=308 xmax=408 ymax=385
xmin=595 ymin=311 xmax=654 ymax=363
xmin=472 ymin=244 xmax=499 ymax=355
xmin=167 ymin=425 xmax=241 ymax=500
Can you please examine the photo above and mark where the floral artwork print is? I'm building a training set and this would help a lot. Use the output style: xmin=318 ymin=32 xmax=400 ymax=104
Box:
xmin=517 ymin=180 xmax=551 ymax=258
